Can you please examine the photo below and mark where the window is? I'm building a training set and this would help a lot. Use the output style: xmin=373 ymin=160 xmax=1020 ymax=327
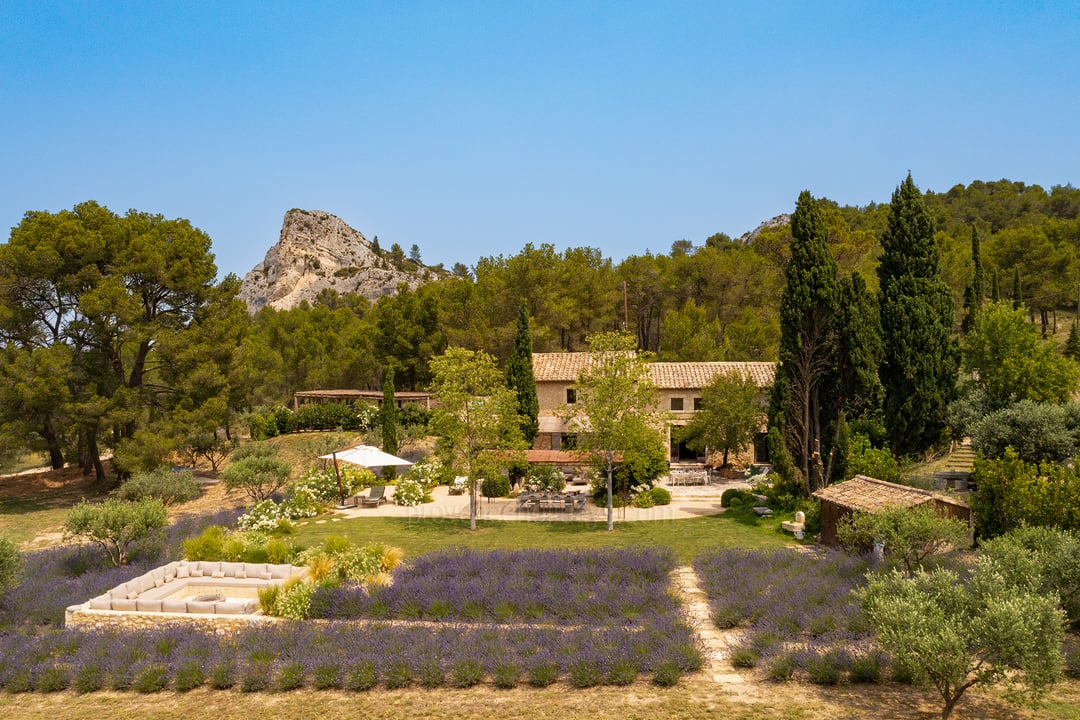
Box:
xmin=693 ymin=397 xmax=703 ymax=411
xmin=566 ymin=388 xmax=576 ymax=404
xmin=670 ymin=397 xmax=684 ymax=411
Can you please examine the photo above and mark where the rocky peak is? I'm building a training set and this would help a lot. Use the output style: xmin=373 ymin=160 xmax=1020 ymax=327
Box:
xmin=238 ymin=209 xmax=432 ymax=312
xmin=737 ymin=214 xmax=792 ymax=244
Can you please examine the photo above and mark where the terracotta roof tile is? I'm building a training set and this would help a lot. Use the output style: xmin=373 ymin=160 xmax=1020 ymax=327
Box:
xmin=813 ymin=475 xmax=969 ymax=513
xmin=532 ymin=353 xmax=776 ymax=387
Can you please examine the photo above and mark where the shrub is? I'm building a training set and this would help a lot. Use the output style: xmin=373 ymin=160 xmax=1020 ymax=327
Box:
xmin=73 ymin=664 xmax=105 ymax=693
xmin=481 ymin=475 xmax=511 ymax=498
xmin=312 ymin=664 xmax=342 ymax=690
xmin=114 ymin=467 xmax=201 ymax=506
xmin=765 ymin=652 xmax=796 ymax=681
xmin=0 ymin=537 xmax=22 ymax=594
xmin=492 ymin=661 xmax=520 ymax=689
xmin=652 ymin=661 xmax=681 ymax=686
xmin=222 ymin=451 xmax=292 ymax=503
xmin=524 ymin=465 xmax=565 ymax=493
xmin=132 ymin=663 xmax=169 ymax=693
xmin=63 ymin=498 xmax=168 ymax=567
xmin=274 ymin=579 xmax=316 ymax=620
xmin=173 ymin=661 xmax=205 ymax=692
xmin=294 ymin=402 xmax=359 ymax=432
xmin=527 ymin=661 xmax=559 ymax=687
xmin=648 ymin=486 xmax=672 ymax=506
xmin=345 ymin=661 xmax=378 ymax=691
xmin=568 ymin=660 xmax=602 ymax=688
xmin=721 ymin=488 xmax=754 ymax=508
xmin=276 ymin=661 xmax=307 ymax=690
xmin=392 ymin=476 xmax=429 ymax=506
xmin=34 ymin=664 xmax=69 ymax=692
xmin=729 ymin=645 xmax=759 ymax=668
xmin=182 ymin=526 xmax=226 ymax=561
xmin=450 ymin=659 xmax=483 ymax=688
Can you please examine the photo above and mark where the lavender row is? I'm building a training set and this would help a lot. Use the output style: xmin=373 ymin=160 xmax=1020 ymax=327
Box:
xmin=312 ymin=547 xmax=680 ymax=624
xmin=0 ymin=618 xmax=703 ymax=692
xmin=693 ymin=548 xmax=869 ymax=636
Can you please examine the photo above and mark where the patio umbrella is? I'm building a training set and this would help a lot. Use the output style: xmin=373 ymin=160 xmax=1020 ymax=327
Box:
xmin=319 ymin=445 xmax=414 ymax=505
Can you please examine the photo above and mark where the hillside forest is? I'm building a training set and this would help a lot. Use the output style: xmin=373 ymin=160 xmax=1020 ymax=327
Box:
xmin=2 ymin=178 xmax=1080 ymax=482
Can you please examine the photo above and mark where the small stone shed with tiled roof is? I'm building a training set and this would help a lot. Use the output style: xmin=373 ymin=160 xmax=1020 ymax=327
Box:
xmin=532 ymin=353 xmax=776 ymax=463
xmin=813 ymin=474 xmax=973 ymax=547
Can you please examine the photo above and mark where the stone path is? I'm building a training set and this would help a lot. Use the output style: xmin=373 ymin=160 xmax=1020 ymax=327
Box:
xmin=670 ymin=565 xmax=748 ymax=688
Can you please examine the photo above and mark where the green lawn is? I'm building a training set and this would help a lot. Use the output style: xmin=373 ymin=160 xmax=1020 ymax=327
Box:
xmin=294 ymin=506 xmax=797 ymax=564
xmin=0 ymin=497 xmax=71 ymax=547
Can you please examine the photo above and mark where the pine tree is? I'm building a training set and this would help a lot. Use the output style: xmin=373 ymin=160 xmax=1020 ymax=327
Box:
xmin=505 ymin=300 xmax=540 ymax=444
xmin=1065 ymin=322 xmax=1080 ymax=360
xmin=381 ymin=367 xmax=398 ymax=480
xmin=774 ymin=191 xmax=839 ymax=493
xmin=878 ymin=174 xmax=957 ymax=457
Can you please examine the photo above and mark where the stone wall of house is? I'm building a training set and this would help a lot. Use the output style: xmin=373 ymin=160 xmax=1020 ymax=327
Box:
xmin=65 ymin=605 xmax=280 ymax=633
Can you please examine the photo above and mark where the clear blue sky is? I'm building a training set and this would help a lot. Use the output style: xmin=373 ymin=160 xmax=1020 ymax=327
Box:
xmin=2 ymin=1 xmax=1078 ymax=280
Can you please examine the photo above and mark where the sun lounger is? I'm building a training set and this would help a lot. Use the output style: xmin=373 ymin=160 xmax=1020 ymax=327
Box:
xmin=361 ymin=485 xmax=388 ymax=507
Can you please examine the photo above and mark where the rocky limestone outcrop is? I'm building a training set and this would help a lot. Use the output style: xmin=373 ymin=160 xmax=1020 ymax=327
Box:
xmin=239 ymin=209 xmax=431 ymax=312
xmin=737 ymin=214 xmax=791 ymax=244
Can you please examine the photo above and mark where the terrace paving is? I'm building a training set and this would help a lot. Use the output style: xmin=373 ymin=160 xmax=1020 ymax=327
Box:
xmin=334 ymin=476 xmax=752 ymax=522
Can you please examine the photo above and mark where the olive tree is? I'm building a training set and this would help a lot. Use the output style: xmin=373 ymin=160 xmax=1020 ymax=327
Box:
xmin=857 ymin=561 xmax=1064 ymax=720
xmin=838 ymin=504 xmax=971 ymax=575
xmin=64 ymin=498 xmax=168 ymax=567
xmin=221 ymin=446 xmax=292 ymax=503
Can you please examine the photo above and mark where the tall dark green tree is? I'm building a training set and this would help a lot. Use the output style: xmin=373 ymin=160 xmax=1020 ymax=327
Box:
xmin=773 ymin=191 xmax=839 ymax=493
xmin=381 ymin=367 xmax=398 ymax=480
xmin=1012 ymin=266 xmax=1023 ymax=311
xmin=826 ymin=271 xmax=885 ymax=481
xmin=505 ymin=300 xmax=540 ymax=444
xmin=877 ymin=174 xmax=957 ymax=457
xmin=991 ymin=268 xmax=1001 ymax=302
xmin=970 ymin=226 xmax=984 ymax=307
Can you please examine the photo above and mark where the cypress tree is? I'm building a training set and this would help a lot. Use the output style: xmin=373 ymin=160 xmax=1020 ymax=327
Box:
xmin=381 ymin=367 xmax=398 ymax=480
xmin=990 ymin=268 xmax=1001 ymax=302
xmin=506 ymin=300 xmax=540 ymax=444
xmin=961 ymin=285 xmax=977 ymax=335
xmin=877 ymin=174 xmax=957 ymax=457
xmin=1012 ymin=267 xmax=1023 ymax=310
xmin=774 ymin=190 xmax=839 ymax=493
xmin=970 ymin=226 xmax=984 ymax=307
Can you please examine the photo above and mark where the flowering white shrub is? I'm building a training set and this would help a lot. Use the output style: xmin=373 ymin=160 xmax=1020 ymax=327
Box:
xmin=407 ymin=457 xmax=444 ymax=492
xmin=237 ymin=500 xmax=286 ymax=532
xmin=274 ymin=579 xmax=316 ymax=620
xmin=354 ymin=403 xmax=379 ymax=432
xmin=392 ymin=476 xmax=428 ymax=506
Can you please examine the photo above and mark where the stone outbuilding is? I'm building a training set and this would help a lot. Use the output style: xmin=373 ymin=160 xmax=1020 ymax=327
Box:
xmin=813 ymin=474 xmax=973 ymax=547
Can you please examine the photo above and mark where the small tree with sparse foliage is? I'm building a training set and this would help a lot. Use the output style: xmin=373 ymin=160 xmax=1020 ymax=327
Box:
xmin=222 ymin=445 xmax=292 ymax=502
xmin=838 ymin=504 xmax=971 ymax=575
xmin=857 ymin=560 xmax=1064 ymax=720
xmin=64 ymin=498 xmax=168 ymax=567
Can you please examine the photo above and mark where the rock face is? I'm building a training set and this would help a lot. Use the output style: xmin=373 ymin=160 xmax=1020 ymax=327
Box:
xmin=239 ymin=209 xmax=431 ymax=312
xmin=737 ymin=214 xmax=791 ymax=244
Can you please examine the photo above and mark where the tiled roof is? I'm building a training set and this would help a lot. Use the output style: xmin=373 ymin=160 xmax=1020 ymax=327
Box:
xmin=532 ymin=353 xmax=776 ymax=388
xmin=649 ymin=362 xmax=775 ymax=388
xmin=813 ymin=475 xmax=970 ymax=513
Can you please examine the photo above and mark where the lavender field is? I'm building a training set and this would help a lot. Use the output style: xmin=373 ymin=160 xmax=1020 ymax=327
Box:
xmin=0 ymin=533 xmax=703 ymax=691
xmin=693 ymin=548 xmax=884 ymax=683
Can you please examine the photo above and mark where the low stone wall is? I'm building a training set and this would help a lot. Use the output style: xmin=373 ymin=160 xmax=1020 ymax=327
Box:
xmin=65 ymin=606 xmax=280 ymax=632
xmin=65 ymin=559 xmax=307 ymax=629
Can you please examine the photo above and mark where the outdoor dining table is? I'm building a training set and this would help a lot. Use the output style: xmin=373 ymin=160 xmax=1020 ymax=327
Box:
xmin=517 ymin=491 xmax=587 ymax=512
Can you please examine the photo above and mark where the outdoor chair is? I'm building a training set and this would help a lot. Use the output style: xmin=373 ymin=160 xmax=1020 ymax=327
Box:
xmin=361 ymin=485 xmax=388 ymax=508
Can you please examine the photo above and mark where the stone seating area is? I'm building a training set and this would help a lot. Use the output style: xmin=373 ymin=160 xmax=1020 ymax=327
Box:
xmin=84 ymin=560 xmax=307 ymax=615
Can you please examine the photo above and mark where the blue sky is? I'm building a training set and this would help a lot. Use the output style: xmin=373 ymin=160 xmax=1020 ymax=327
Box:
xmin=2 ymin=1 xmax=1078 ymax=280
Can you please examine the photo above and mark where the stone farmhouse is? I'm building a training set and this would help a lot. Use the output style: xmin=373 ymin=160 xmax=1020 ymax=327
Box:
xmin=531 ymin=353 xmax=776 ymax=466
